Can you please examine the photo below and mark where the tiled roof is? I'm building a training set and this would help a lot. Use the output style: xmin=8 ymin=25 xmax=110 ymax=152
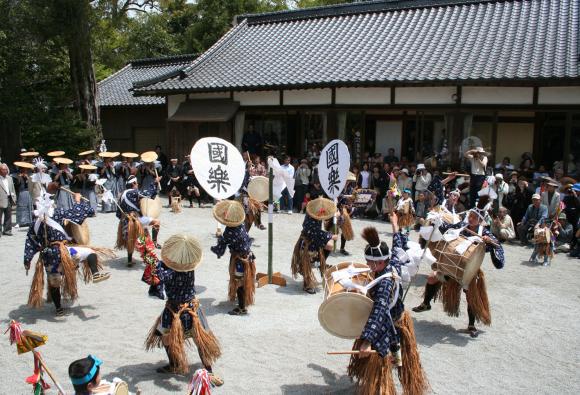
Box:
xmin=98 ymin=54 xmax=196 ymax=106
xmin=133 ymin=0 xmax=580 ymax=95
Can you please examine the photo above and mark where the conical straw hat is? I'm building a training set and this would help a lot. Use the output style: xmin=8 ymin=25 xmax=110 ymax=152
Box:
xmin=247 ymin=176 xmax=269 ymax=202
xmin=306 ymin=197 xmax=336 ymax=221
xmin=122 ymin=152 xmax=139 ymax=158
xmin=213 ymin=200 xmax=245 ymax=227
xmin=79 ymin=150 xmax=95 ymax=156
xmin=78 ymin=164 xmax=97 ymax=170
xmin=47 ymin=151 xmax=65 ymax=157
xmin=161 ymin=234 xmax=203 ymax=272
xmin=99 ymin=151 xmax=119 ymax=158
xmin=20 ymin=152 xmax=39 ymax=157
xmin=54 ymin=157 xmax=73 ymax=165
xmin=141 ymin=151 xmax=158 ymax=163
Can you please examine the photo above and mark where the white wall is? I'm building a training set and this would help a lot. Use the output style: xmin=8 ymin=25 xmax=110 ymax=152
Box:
xmin=462 ymin=87 xmax=533 ymax=104
xmin=283 ymin=88 xmax=332 ymax=105
xmin=395 ymin=87 xmax=456 ymax=104
xmin=336 ymin=87 xmax=391 ymax=105
xmin=375 ymin=121 xmax=402 ymax=158
xmin=233 ymin=91 xmax=279 ymax=106
xmin=496 ymin=123 xmax=534 ymax=164
xmin=167 ymin=94 xmax=186 ymax=117
xmin=538 ymin=87 xmax=580 ymax=105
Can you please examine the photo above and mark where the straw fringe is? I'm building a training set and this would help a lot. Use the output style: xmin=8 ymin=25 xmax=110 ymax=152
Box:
xmin=145 ymin=316 xmax=163 ymax=351
xmin=348 ymin=339 xmax=396 ymax=395
xmin=27 ymin=259 xmax=45 ymax=308
xmin=397 ymin=311 xmax=429 ymax=395
xmin=228 ymin=254 xmax=257 ymax=306
xmin=341 ymin=209 xmax=354 ymax=241
xmin=437 ymin=279 xmax=462 ymax=317
xmin=466 ymin=269 xmax=491 ymax=326
xmin=398 ymin=212 xmax=415 ymax=228
xmin=115 ymin=213 xmax=144 ymax=253
xmin=57 ymin=242 xmax=78 ymax=301
xmin=291 ymin=235 xmax=318 ymax=289
xmin=536 ymin=243 xmax=553 ymax=259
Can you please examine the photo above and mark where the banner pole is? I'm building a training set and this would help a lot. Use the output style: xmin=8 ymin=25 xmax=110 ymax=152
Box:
xmin=268 ymin=167 xmax=273 ymax=283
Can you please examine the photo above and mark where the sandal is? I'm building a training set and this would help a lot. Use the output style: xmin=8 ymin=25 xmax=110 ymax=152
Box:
xmin=412 ymin=303 xmax=431 ymax=313
xmin=55 ymin=308 xmax=66 ymax=317
xmin=92 ymin=272 xmax=111 ymax=283
xmin=303 ymin=287 xmax=316 ymax=295
xmin=209 ymin=372 xmax=224 ymax=387
xmin=228 ymin=307 xmax=247 ymax=316
xmin=467 ymin=326 xmax=479 ymax=338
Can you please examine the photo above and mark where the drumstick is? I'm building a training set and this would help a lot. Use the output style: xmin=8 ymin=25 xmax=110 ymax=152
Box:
xmin=33 ymin=351 xmax=66 ymax=395
xmin=443 ymin=172 xmax=470 ymax=177
xmin=327 ymin=351 xmax=377 ymax=355
xmin=402 ymin=224 xmax=436 ymax=302
xmin=59 ymin=187 xmax=89 ymax=202
xmin=462 ymin=227 xmax=501 ymax=248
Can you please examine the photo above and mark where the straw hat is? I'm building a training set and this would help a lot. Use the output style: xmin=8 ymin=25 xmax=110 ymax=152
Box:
xmin=54 ymin=157 xmax=73 ymax=165
xmin=347 ymin=172 xmax=356 ymax=181
xmin=247 ymin=176 xmax=269 ymax=202
xmin=14 ymin=161 xmax=35 ymax=169
xmin=122 ymin=152 xmax=139 ymax=158
xmin=20 ymin=151 xmax=39 ymax=158
xmin=161 ymin=234 xmax=203 ymax=272
xmin=79 ymin=150 xmax=95 ymax=156
xmin=47 ymin=151 xmax=65 ymax=157
xmin=306 ymin=197 xmax=337 ymax=221
xmin=213 ymin=200 xmax=246 ymax=227
xmin=79 ymin=164 xmax=97 ymax=170
xmin=141 ymin=151 xmax=158 ymax=163
xmin=99 ymin=151 xmax=119 ymax=158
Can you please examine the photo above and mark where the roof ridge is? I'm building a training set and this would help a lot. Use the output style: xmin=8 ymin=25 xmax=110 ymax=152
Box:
xmin=97 ymin=63 xmax=131 ymax=86
xmin=238 ymin=0 xmax=510 ymax=25
xmin=130 ymin=53 xmax=198 ymax=67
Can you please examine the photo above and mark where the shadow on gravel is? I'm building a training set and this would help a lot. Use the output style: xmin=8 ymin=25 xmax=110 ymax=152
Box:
xmin=520 ymin=259 xmax=545 ymax=267
xmin=280 ymin=363 xmax=354 ymax=394
xmin=6 ymin=304 xmax=99 ymax=324
xmin=103 ymin=360 xmax=197 ymax=393
xmin=413 ymin=318 xmax=476 ymax=347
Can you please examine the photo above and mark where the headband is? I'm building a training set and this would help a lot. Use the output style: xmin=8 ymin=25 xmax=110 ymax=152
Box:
xmin=70 ymin=355 xmax=102 ymax=385
xmin=364 ymin=243 xmax=390 ymax=261
xmin=126 ymin=176 xmax=137 ymax=186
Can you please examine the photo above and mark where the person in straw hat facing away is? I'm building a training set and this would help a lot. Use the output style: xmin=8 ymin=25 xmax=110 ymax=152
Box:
xmin=24 ymin=191 xmax=111 ymax=317
xmin=210 ymin=200 xmax=257 ymax=316
xmin=349 ymin=213 xmax=428 ymax=395
xmin=291 ymin=197 xmax=337 ymax=294
xmin=146 ymin=234 xmax=223 ymax=385
xmin=412 ymin=194 xmax=505 ymax=338
xmin=13 ymin=161 xmax=35 ymax=229
xmin=51 ymin=157 xmax=75 ymax=210
xmin=115 ymin=175 xmax=162 ymax=265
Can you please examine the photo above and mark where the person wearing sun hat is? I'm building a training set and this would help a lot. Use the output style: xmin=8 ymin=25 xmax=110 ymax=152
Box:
xmin=349 ymin=213 xmax=428 ymax=395
xmin=464 ymin=146 xmax=489 ymax=208
xmin=413 ymin=193 xmax=505 ymax=338
xmin=75 ymin=164 xmax=99 ymax=211
xmin=51 ymin=157 xmax=75 ymax=210
xmin=210 ymin=200 xmax=256 ymax=316
xmin=291 ymin=197 xmax=337 ymax=294
xmin=98 ymin=151 xmax=121 ymax=213
xmin=13 ymin=161 xmax=35 ymax=228
xmin=146 ymin=234 xmax=223 ymax=385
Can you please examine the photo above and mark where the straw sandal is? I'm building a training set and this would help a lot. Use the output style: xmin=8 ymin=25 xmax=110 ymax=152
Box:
xmin=412 ymin=303 xmax=431 ymax=313
xmin=228 ymin=307 xmax=247 ymax=316
xmin=209 ymin=373 xmax=224 ymax=387
xmin=92 ymin=272 xmax=111 ymax=283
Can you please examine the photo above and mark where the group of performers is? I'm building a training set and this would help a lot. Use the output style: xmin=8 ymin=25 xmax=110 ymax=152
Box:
xmin=17 ymin=145 xmax=508 ymax=395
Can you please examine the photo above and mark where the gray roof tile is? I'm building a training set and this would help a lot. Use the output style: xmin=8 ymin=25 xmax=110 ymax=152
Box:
xmin=98 ymin=54 xmax=196 ymax=107
xmin=134 ymin=0 xmax=580 ymax=95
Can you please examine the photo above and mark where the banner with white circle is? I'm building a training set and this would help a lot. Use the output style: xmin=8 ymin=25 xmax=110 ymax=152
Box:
xmin=318 ymin=140 xmax=351 ymax=200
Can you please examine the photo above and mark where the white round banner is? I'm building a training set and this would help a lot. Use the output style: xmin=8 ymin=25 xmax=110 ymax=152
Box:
xmin=318 ymin=140 xmax=351 ymax=200
xmin=190 ymin=137 xmax=245 ymax=200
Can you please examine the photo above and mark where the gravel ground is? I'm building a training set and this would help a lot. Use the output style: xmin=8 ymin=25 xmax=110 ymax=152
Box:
xmin=1 ymin=200 xmax=579 ymax=394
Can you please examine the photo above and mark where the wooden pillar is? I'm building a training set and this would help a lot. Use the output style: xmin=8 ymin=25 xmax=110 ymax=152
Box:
xmin=491 ymin=111 xmax=498 ymax=160
xmin=564 ymin=112 xmax=572 ymax=174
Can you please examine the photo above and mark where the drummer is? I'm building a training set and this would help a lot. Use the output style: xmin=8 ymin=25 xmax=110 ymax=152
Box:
xmin=291 ymin=197 xmax=337 ymax=294
xmin=412 ymin=195 xmax=505 ymax=338
xmin=349 ymin=213 xmax=428 ymax=395
xmin=115 ymin=175 xmax=161 ymax=266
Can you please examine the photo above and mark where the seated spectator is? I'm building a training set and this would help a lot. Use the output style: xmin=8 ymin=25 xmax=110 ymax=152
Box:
xmin=553 ymin=213 xmax=574 ymax=253
xmin=491 ymin=207 xmax=516 ymax=242
xmin=541 ymin=180 xmax=561 ymax=219
xmin=495 ymin=156 xmax=514 ymax=172
xmin=516 ymin=193 xmax=548 ymax=245
xmin=383 ymin=148 xmax=399 ymax=165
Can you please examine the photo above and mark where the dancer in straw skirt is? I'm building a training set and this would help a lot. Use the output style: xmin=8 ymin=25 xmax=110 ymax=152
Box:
xmin=24 ymin=192 xmax=111 ymax=317
xmin=396 ymin=188 xmax=415 ymax=233
xmin=291 ymin=197 xmax=337 ymax=294
xmin=210 ymin=200 xmax=256 ymax=316
xmin=115 ymin=175 xmax=161 ymax=266
xmin=349 ymin=213 xmax=428 ymax=395
xmin=412 ymin=195 xmax=505 ymax=338
xmin=324 ymin=192 xmax=354 ymax=255
xmin=145 ymin=234 xmax=223 ymax=385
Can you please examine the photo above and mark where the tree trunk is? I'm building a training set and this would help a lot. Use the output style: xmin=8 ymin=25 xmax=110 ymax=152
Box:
xmin=57 ymin=0 xmax=102 ymax=144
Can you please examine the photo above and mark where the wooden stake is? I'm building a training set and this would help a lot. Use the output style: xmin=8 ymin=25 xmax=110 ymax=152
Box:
xmin=59 ymin=187 xmax=89 ymax=202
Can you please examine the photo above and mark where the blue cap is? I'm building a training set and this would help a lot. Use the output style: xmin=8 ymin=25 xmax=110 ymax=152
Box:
xmin=572 ymin=183 xmax=580 ymax=192
xmin=70 ymin=355 xmax=102 ymax=385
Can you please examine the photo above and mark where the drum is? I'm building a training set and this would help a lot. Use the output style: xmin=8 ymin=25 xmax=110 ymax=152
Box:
xmin=93 ymin=379 xmax=129 ymax=395
xmin=66 ymin=220 xmax=90 ymax=245
xmin=429 ymin=236 xmax=485 ymax=287
xmin=318 ymin=262 xmax=374 ymax=339
xmin=247 ymin=176 xmax=269 ymax=202
xmin=534 ymin=227 xmax=551 ymax=244
xmin=140 ymin=196 xmax=162 ymax=219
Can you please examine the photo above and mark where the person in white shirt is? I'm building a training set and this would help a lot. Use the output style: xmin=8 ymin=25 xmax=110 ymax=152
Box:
xmin=465 ymin=147 xmax=489 ymax=208
xmin=491 ymin=206 xmax=516 ymax=241
xmin=359 ymin=163 xmax=371 ymax=189
xmin=413 ymin=163 xmax=431 ymax=200
xmin=280 ymin=156 xmax=295 ymax=214
xmin=494 ymin=173 xmax=509 ymax=208
xmin=0 ymin=163 xmax=16 ymax=236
